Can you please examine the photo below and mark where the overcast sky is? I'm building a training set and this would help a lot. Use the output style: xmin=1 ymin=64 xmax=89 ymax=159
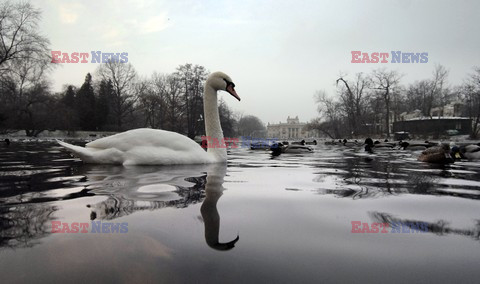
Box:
xmin=37 ymin=0 xmax=480 ymax=124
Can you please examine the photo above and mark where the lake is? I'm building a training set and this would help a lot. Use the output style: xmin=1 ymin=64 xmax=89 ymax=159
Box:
xmin=0 ymin=141 xmax=479 ymax=283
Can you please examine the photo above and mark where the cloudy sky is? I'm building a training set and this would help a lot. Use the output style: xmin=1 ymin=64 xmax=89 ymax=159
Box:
xmin=37 ymin=0 xmax=480 ymax=124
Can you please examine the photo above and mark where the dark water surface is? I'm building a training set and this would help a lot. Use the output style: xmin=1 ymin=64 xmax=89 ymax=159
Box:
xmin=0 ymin=141 xmax=479 ymax=283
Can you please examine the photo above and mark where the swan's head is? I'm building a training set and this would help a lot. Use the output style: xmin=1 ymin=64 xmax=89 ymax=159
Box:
xmin=206 ymin=71 xmax=240 ymax=101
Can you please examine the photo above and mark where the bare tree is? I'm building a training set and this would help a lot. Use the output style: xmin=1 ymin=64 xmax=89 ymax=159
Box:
xmin=0 ymin=1 xmax=49 ymax=74
xmin=370 ymin=68 xmax=402 ymax=137
xmin=402 ymin=65 xmax=449 ymax=118
xmin=163 ymin=74 xmax=184 ymax=132
xmin=308 ymin=90 xmax=345 ymax=138
xmin=406 ymin=80 xmax=430 ymax=116
xmin=336 ymin=72 xmax=370 ymax=136
xmin=136 ymin=77 xmax=157 ymax=128
xmin=237 ymin=115 xmax=266 ymax=137
xmin=175 ymin=64 xmax=207 ymax=138
xmin=462 ymin=67 xmax=480 ymax=138
xmin=431 ymin=64 xmax=450 ymax=117
xmin=0 ymin=48 xmax=53 ymax=136
xmin=96 ymin=60 xmax=137 ymax=130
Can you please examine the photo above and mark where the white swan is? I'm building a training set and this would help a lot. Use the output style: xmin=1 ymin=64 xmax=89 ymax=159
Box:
xmin=58 ymin=72 xmax=240 ymax=165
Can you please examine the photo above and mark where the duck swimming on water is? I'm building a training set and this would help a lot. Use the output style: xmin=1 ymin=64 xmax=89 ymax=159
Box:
xmin=417 ymin=144 xmax=454 ymax=164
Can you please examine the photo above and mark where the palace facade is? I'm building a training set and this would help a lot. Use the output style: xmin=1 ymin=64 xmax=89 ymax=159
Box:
xmin=267 ymin=116 xmax=318 ymax=139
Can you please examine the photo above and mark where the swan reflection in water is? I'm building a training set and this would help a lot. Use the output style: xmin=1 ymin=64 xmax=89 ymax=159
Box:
xmin=200 ymin=163 xmax=239 ymax=250
xmin=85 ymin=163 xmax=239 ymax=250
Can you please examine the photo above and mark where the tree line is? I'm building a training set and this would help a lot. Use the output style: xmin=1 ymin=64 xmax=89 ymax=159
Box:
xmin=0 ymin=1 xmax=267 ymax=138
xmin=308 ymin=65 xmax=480 ymax=139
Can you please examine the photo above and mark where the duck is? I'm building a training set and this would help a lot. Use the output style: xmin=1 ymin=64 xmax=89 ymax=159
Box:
xmin=58 ymin=72 xmax=240 ymax=165
xmin=450 ymin=145 xmax=464 ymax=160
xmin=364 ymin=138 xmax=374 ymax=153
xmin=373 ymin=140 xmax=395 ymax=148
xmin=399 ymin=141 xmax=433 ymax=151
xmin=417 ymin=144 xmax=454 ymax=164
xmin=291 ymin=140 xmax=306 ymax=145
xmin=364 ymin=137 xmax=393 ymax=153
xmin=341 ymin=139 xmax=360 ymax=147
xmin=270 ymin=142 xmax=313 ymax=155
xmin=284 ymin=144 xmax=314 ymax=153
xmin=250 ymin=141 xmax=271 ymax=150
xmin=454 ymin=143 xmax=480 ymax=160
xmin=3 ymin=138 xmax=10 ymax=146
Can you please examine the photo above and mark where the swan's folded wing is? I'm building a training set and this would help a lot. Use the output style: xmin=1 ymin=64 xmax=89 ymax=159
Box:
xmin=85 ymin=128 xmax=200 ymax=151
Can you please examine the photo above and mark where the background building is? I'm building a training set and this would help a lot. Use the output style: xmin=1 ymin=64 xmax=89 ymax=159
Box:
xmin=393 ymin=117 xmax=471 ymax=137
xmin=267 ymin=116 xmax=318 ymax=139
xmin=394 ymin=101 xmax=472 ymax=137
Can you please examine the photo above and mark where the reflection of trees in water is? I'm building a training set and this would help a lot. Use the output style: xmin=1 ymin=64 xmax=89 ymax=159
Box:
xmin=370 ymin=211 xmax=480 ymax=242
xmin=0 ymin=204 xmax=57 ymax=249
xmin=88 ymin=175 xmax=207 ymax=220
xmin=0 ymin=142 xmax=82 ymax=201
xmin=315 ymin=154 xmax=480 ymax=200
xmin=322 ymin=156 xmax=402 ymax=199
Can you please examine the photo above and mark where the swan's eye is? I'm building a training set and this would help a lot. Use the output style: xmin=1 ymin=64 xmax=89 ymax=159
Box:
xmin=223 ymin=78 xmax=235 ymax=89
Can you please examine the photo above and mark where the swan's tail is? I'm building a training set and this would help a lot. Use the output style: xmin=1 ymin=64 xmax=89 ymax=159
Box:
xmin=57 ymin=140 xmax=124 ymax=164
xmin=57 ymin=140 xmax=95 ymax=162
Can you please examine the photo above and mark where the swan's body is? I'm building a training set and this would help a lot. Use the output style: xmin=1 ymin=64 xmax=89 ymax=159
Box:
xmin=57 ymin=129 xmax=215 ymax=165
xmin=58 ymin=72 xmax=240 ymax=165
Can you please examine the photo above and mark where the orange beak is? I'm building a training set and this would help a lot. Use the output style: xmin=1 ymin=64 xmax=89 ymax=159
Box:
xmin=227 ymin=85 xmax=241 ymax=101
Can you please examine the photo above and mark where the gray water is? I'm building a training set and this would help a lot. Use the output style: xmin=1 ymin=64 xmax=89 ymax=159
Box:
xmin=0 ymin=141 xmax=479 ymax=283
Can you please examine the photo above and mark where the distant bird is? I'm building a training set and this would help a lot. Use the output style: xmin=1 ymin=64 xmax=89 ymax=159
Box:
xmin=305 ymin=140 xmax=317 ymax=145
xmin=450 ymin=146 xmax=464 ymax=160
xmin=291 ymin=140 xmax=306 ymax=146
xmin=417 ymin=144 xmax=454 ymax=164
xmin=270 ymin=142 xmax=313 ymax=155
xmin=3 ymin=138 xmax=10 ymax=146
xmin=373 ymin=140 xmax=394 ymax=148
xmin=250 ymin=141 xmax=271 ymax=150
xmin=283 ymin=144 xmax=313 ymax=153
xmin=458 ymin=144 xmax=480 ymax=160
xmin=342 ymin=139 xmax=360 ymax=147
xmin=364 ymin=138 xmax=374 ymax=153
xmin=399 ymin=141 xmax=431 ymax=151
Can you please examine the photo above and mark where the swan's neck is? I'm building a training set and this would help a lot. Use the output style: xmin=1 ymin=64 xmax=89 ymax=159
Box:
xmin=204 ymin=85 xmax=227 ymax=161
